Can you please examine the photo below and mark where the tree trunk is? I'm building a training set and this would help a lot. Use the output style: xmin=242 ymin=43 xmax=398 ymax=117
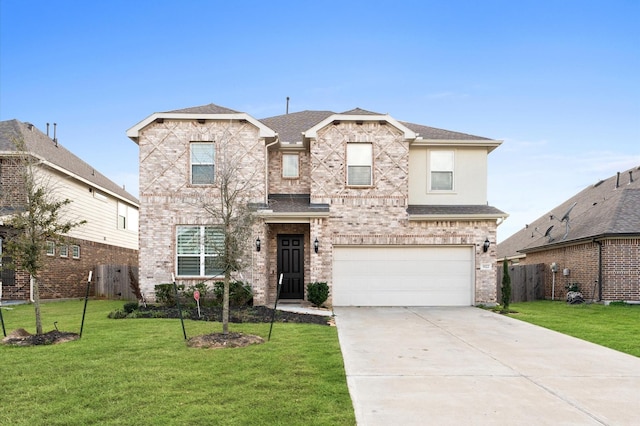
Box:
xmin=32 ymin=275 xmax=43 ymax=335
xmin=222 ymin=271 xmax=230 ymax=335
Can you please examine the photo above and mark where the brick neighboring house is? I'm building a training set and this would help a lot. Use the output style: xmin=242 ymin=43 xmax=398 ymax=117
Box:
xmin=127 ymin=103 xmax=507 ymax=307
xmin=497 ymin=166 xmax=640 ymax=302
xmin=0 ymin=120 xmax=139 ymax=301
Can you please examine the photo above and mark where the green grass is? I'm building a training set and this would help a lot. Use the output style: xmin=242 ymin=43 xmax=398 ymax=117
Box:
xmin=0 ymin=300 xmax=356 ymax=425
xmin=508 ymin=300 xmax=640 ymax=357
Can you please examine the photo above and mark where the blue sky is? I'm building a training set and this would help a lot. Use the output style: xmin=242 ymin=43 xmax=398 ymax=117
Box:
xmin=1 ymin=0 xmax=638 ymax=242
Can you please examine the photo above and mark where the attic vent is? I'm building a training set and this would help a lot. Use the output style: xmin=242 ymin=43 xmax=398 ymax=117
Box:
xmin=593 ymin=179 xmax=604 ymax=187
xmin=629 ymin=170 xmax=634 ymax=184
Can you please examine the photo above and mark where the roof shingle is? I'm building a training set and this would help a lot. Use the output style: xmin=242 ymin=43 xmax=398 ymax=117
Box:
xmin=0 ymin=119 xmax=138 ymax=205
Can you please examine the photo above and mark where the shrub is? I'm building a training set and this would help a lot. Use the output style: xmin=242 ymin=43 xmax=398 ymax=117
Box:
xmin=108 ymin=309 xmax=128 ymax=319
xmin=501 ymin=261 xmax=511 ymax=313
xmin=307 ymin=282 xmax=329 ymax=307
xmin=155 ymin=283 xmax=183 ymax=307
xmin=565 ymin=283 xmax=581 ymax=293
xmin=213 ymin=281 xmax=253 ymax=306
xmin=123 ymin=302 xmax=139 ymax=314
xmin=182 ymin=282 xmax=212 ymax=306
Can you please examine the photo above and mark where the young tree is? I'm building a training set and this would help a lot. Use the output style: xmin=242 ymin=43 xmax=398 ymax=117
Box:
xmin=3 ymin=139 xmax=86 ymax=334
xmin=501 ymin=259 xmax=512 ymax=314
xmin=196 ymin=129 xmax=261 ymax=335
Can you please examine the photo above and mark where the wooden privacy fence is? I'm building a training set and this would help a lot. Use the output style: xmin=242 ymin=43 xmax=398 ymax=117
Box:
xmin=497 ymin=263 xmax=545 ymax=303
xmin=95 ymin=264 xmax=139 ymax=301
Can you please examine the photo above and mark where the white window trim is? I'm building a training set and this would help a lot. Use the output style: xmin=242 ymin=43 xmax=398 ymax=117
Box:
xmin=59 ymin=245 xmax=68 ymax=258
xmin=176 ymin=225 xmax=223 ymax=277
xmin=71 ymin=245 xmax=80 ymax=259
xmin=346 ymin=143 xmax=373 ymax=186
xmin=428 ymin=150 xmax=455 ymax=192
xmin=282 ymin=153 xmax=299 ymax=178
xmin=46 ymin=241 xmax=55 ymax=256
xmin=190 ymin=142 xmax=215 ymax=185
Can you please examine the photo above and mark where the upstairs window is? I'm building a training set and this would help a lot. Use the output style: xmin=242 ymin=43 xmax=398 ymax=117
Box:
xmin=347 ymin=143 xmax=373 ymax=186
xmin=429 ymin=150 xmax=454 ymax=191
xmin=59 ymin=245 xmax=68 ymax=258
xmin=176 ymin=226 xmax=224 ymax=277
xmin=72 ymin=245 xmax=81 ymax=259
xmin=191 ymin=142 xmax=215 ymax=185
xmin=282 ymin=154 xmax=299 ymax=178
xmin=118 ymin=202 xmax=139 ymax=232
xmin=46 ymin=241 xmax=55 ymax=256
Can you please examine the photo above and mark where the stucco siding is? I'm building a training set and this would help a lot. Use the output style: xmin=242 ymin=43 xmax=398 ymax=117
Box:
xmin=408 ymin=147 xmax=488 ymax=205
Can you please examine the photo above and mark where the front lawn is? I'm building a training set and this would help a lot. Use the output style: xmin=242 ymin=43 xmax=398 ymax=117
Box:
xmin=0 ymin=300 xmax=356 ymax=425
xmin=508 ymin=300 xmax=640 ymax=357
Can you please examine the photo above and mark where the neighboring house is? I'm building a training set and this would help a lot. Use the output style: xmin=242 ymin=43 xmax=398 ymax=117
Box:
xmin=497 ymin=166 xmax=640 ymax=302
xmin=0 ymin=119 xmax=139 ymax=301
xmin=127 ymin=103 xmax=507 ymax=307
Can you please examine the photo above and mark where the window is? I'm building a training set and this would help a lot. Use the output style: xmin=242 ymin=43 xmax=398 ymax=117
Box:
xmin=118 ymin=202 xmax=139 ymax=231
xmin=46 ymin=241 xmax=55 ymax=256
xmin=176 ymin=226 xmax=224 ymax=277
xmin=347 ymin=143 xmax=372 ymax=186
xmin=60 ymin=245 xmax=68 ymax=258
xmin=72 ymin=245 xmax=80 ymax=259
xmin=282 ymin=154 xmax=299 ymax=178
xmin=430 ymin=150 xmax=454 ymax=191
xmin=191 ymin=142 xmax=215 ymax=184
xmin=93 ymin=190 xmax=108 ymax=202
xmin=1 ymin=238 xmax=15 ymax=286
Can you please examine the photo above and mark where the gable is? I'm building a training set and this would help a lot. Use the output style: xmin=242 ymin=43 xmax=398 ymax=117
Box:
xmin=127 ymin=103 xmax=276 ymax=143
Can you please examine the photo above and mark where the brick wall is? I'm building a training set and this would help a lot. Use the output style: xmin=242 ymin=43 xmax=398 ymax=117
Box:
xmin=0 ymin=158 xmax=28 ymax=207
xmin=268 ymin=150 xmax=311 ymax=194
xmin=1 ymin=236 xmax=137 ymax=300
xmin=137 ymin=119 xmax=267 ymax=300
xmin=601 ymin=239 xmax=640 ymax=301
xmin=517 ymin=238 xmax=639 ymax=302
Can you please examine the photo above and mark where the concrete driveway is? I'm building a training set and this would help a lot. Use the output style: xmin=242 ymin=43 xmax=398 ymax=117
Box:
xmin=334 ymin=307 xmax=640 ymax=425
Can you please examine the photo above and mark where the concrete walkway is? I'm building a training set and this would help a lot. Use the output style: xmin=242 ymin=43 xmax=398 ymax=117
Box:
xmin=334 ymin=307 xmax=640 ymax=426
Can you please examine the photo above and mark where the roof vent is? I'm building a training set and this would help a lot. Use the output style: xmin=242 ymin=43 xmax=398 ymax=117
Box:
xmin=629 ymin=170 xmax=634 ymax=184
xmin=615 ymin=172 xmax=620 ymax=189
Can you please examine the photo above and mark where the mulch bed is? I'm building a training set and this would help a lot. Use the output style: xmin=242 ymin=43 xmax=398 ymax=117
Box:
xmin=1 ymin=305 xmax=331 ymax=348
xmin=134 ymin=304 xmax=332 ymax=326
xmin=2 ymin=328 xmax=80 ymax=346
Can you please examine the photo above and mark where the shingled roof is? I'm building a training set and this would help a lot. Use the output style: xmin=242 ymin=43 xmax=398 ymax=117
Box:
xmin=259 ymin=108 xmax=493 ymax=143
xmin=259 ymin=110 xmax=333 ymax=143
xmin=0 ymin=119 xmax=138 ymax=205
xmin=166 ymin=103 xmax=240 ymax=114
xmin=497 ymin=165 xmax=640 ymax=258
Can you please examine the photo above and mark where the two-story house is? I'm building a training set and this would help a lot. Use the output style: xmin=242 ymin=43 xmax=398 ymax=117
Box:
xmin=127 ymin=103 xmax=506 ymax=306
xmin=0 ymin=119 xmax=139 ymax=302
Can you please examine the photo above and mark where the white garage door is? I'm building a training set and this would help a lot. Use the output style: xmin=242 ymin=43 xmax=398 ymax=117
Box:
xmin=332 ymin=246 xmax=474 ymax=306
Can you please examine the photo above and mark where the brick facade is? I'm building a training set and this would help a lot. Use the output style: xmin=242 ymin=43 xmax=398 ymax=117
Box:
xmin=513 ymin=238 xmax=639 ymax=302
xmin=134 ymin=110 xmax=501 ymax=306
xmin=1 ymin=235 xmax=137 ymax=300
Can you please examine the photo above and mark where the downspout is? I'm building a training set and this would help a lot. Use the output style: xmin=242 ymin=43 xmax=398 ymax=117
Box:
xmin=264 ymin=135 xmax=279 ymax=205
xmin=594 ymin=239 xmax=603 ymax=301
xmin=30 ymin=275 xmax=35 ymax=302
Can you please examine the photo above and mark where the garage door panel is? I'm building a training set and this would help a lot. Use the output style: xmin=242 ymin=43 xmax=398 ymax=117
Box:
xmin=332 ymin=247 xmax=473 ymax=306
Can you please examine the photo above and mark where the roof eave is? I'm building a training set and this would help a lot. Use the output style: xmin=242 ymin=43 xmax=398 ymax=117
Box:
xmin=304 ymin=114 xmax=417 ymax=140
xmin=127 ymin=112 xmax=277 ymax=143
xmin=408 ymin=213 xmax=508 ymax=221
xmin=257 ymin=211 xmax=330 ymax=223
xmin=412 ymin=139 xmax=503 ymax=152
xmin=519 ymin=232 xmax=640 ymax=254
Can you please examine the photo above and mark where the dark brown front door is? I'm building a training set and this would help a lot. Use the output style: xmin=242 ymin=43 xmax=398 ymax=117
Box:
xmin=277 ymin=235 xmax=304 ymax=299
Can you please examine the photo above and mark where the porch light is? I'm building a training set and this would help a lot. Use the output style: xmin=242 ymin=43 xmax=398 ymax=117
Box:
xmin=482 ymin=238 xmax=490 ymax=253
xmin=256 ymin=237 xmax=261 ymax=252
xmin=314 ymin=237 xmax=319 ymax=254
